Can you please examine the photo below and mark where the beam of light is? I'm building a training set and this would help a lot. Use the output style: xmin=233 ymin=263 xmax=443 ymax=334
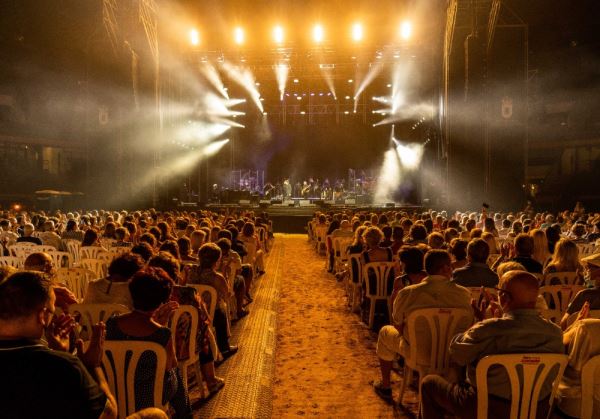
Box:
xmin=189 ymin=28 xmax=200 ymax=46
xmin=194 ymin=92 xmax=246 ymax=119
xmin=177 ymin=121 xmax=230 ymax=145
xmin=211 ymin=117 xmax=245 ymax=129
xmin=313 ymin=24 xmax=324 ymax=43
xmin=220 ymin=61 xmax=263 ymax=112
xmin=393 ymin=138 xmax=425 ymax=170
xmin=319 ymin=64 xmax=336 ymax=100
xmin=374 ymin=147 xmax=401 ymax=204
xmin=400 ymin=21 xmax=412 ymax=40
xmin=234 ymin=27 xmax=245 ymax=45
xmin=275 ymin=63 xmax=289 ymax=101
xmin=372 ymin=102 xmax=434 ymax=126
xmin=200 ymin=64 xmax=228 ymax=99
xmin=202 ymin=138 xmax=230 ymax=156
xmin=354 ymin=61 xmax=384 ymax=111
xmin=273 ymin=25 xmax=284 ymax=44
xmin=351 ymin=22 xmax=363 ymax=42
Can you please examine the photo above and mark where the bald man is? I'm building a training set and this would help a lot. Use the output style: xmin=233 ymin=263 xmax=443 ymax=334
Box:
xmin=420 ymin=271 xmax=563 ymax=419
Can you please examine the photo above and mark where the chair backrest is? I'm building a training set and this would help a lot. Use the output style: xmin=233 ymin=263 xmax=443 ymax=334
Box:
xmin=102 ymin=341 xmax=167 ymax=419
xmin=581 ymin=354 xmax=600 ymax=419
xmin=80 ymin=258 xmax=108 ymax=279
xmin=542 ymin=271 xmax=580 ymax=286
xmin=406 ymin=308 xmax=473 ymax=374
xmin=46 ymin=250 xmax=73 ymax=268
xmin=362 ymin=262 xmax=396 ymax=298
xmin=99 ymin=238 xmax=117 ymax=249
xmin=188 ymin=284 xmax=217 ymax=323
xmin=577 ymin=243 xmax=596 ymax=260
xmin=333 ymin=237 xmax=352 ymax=259
xmin=168 ymin=305 xmax=198 ymax=361
xmin=539 ymin=308 xmax=562 ymax=324
xmin=0 ymin=256 xmax=23 ymax=269
xmin=8 ymin=243 xmax=38 ymax=259
xmin=70 ymin=303 xmax=127 ymax=339
xmin=80 ymin=246 xmax=107 ymax=260
xmin=349 ymin=253 xmax=362 ymax=284
xmin=475 ymin=353 xmax=568 ymax=419
xmin=539 ymin=285 xmax=585 ymax=314
xmin=565 ymin=310 xmax=600 ymax=329
xmin=37 ymin=245 xmax=58 ymax=253
xmin=64 ymin=240 xmax=81 ymax=264
xmin=110 ymin=246 xmax=131 ymax=256
xmin=56 ymin=267 xmax=97 ymax=301
xmin=487 ymin=254 xmax=501 ymax=267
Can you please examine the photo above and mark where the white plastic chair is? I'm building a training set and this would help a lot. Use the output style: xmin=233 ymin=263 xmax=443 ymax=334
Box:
xmin=37 ymin=245 xmax=58 ymax=253
xmin=348 ymin=253 xmax=363 ymax=311
xmin=332 ymin=237 xmax=353 ymax=274
xmin=399 ymin=308 xmax=473 ymax=408
xmin=168 ymin=305 xmax=207 ymax=399
xmin=80 ymin=246 xmax=107 ymax=260
xmin=70 ymin=303 xmax=127 ymax=340
xmin=315 ymin=227 xmax=327 ymax=254
xmin=101 ymin=341 xmax=168 ymax=419
xmin=577 ymin=244 xmax=597 ymax=260
xmin=64 ymin=240 xmax=82 ymax=265
xmin=80 ymin=258 xmax=108 ymax=280
xmin=362 ymin=261 xmax=396 ymax=328
xmin=0 ymin=256 xmax=23 ymax=269
xmin=475 ymin=353 xmax=568 ymax=419
xmin=539 ymin=285 xmax=585 ymax=315
xmin=542 ymin=271 xmax=580 ymax=286
xmin=189 ymin=284 xmax=217 ymax=326
xmin=581 ymin=354 xmax=600 ymax=419
xmin=8 ymin=243 xmax=38 ymax=259
xmin=56 ymin=267 xmax=97 ymax=301
xmin=539 ymin=308 xmax=562 ymax=324
xmin=46 ymin=250 xmax=73 ymax=268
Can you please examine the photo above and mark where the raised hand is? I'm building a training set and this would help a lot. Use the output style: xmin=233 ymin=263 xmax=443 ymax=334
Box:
xmin=153 ymin=300 xmax=179 ymax=325
xmin=45 ymin=313 xmax=76 ymax=352
xmin=53 ymin=286 xmax=78 ymax=311
xmin=76 ymin=322 xmax=106 ymax=369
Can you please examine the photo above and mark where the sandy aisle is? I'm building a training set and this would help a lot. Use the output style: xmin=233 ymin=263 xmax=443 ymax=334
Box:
xmin=272 ymin=234 xmax=404 ymax=418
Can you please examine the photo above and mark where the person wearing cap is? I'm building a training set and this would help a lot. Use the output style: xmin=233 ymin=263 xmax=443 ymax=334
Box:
xmin=559 ymin=252 xmax=600 ymax=329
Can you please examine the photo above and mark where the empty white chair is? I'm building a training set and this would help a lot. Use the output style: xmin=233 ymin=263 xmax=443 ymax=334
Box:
xmin=362 ymin=261 xmax=396 ymax=328
xmin=0 ymin=256 xmax=23 ymax=269
xmin=475 ymin=353 xmax=568 ymax=419
xmin=539 ymin=285 xmax=585 ymax=315
xmin=168 ymin=305 xmax=207 ymax=398
xmin=56 ymin=267 xmax=97 ymax=301
xmin=101 ymin=341 xmax=168 ymax=419
xmin=46 ymin=250 xmax=73 ymax=268
xmin=80 ymin=258 xmax=108 ymax=280
xmin=70 ymin=303 xmax=127 ymax=340
xmin=399 ymin=308 xmax=473 ymax=408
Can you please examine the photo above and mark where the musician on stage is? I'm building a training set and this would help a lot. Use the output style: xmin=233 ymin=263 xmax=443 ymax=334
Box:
xmin=282 ymin=179 xmax=292 ymax=200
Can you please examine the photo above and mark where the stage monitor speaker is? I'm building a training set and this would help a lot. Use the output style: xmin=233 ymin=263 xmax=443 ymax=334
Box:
xmin=313 ymin=199 xmax=324 ymax=207
xmin=385 ymin=203 xmax=395 ymax=208
xmin=259 ymin=200 xmax=270 ymax=208
xmin=239 ymin=199 xmax=251 ymax=205
xmin=299 ymin=200 xmax=311 ymax=207
xmin=344 ymin=198 xmax=356 ymax=205
xmin=271 ymin=198 xmax=283 ymax=204
xmin=325 ymin=200 xmax=336 ymax=205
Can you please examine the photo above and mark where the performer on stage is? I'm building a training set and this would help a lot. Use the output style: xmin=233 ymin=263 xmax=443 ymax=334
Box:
xmin=283 ymin=178 xmax=292 ymax=200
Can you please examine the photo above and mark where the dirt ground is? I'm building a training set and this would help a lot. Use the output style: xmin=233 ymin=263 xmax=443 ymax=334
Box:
xmin=272 ymin=234 xmax=413 ymax=418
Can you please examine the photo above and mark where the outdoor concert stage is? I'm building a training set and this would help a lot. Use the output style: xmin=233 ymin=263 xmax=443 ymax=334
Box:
xmin=200 ymin=201 xmax=423 ymax=233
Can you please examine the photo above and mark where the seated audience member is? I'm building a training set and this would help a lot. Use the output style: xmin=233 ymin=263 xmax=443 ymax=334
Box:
xmin=159 ymin=240 xmax=180 ymax=260
xmin=390 ymin=226 xmax=404 ymax=254
xmin=325 ymin=220 xmax=341 ymax=272
xmin=586 ymin=218 xmax=600 ymax=242
xmin=530 ymin=228 xmax=551 ymax=267
xmin=570 ymin=223 xmax=588 ymax=244
xmin=61 ymin=219 xmax=85 ymax=242
xmin=452 ymin=239 xmax=499 ymax=288
xmin=0 ymin=271 xmax=117 ymax=419
xmin=82 ymin=229 xmax=103 ymax=248
xmin=449 ymin=238 xmax=468 ymax=271
xmin=559 ymin=253 xmax=600 ymax=329
xmin=544 ymin=238 xmax=583 ymax=281
xmin=24 ymin=252 xmax=56 ymax=278
xmin=380 ymin=226 xmax=393 ymax=248
xmin=406 ymin=224 xmax=428 ymax=245
xmin=239 ymin=222 xmax=265 ymax=274
xmin=372 ymin=250 xmax=472 ymax=400
xmin=556 ymin=315 xmax=600 ymax=417
xmin=17 ymin=223 xmax=42 ymax=245
xmin=420 ymin=271 xmax=563 ymax=419
xmin=427 ymin=232 xmax=445 ymax=250
xmin=105 ymin=268 xmax=191 ymax=418
xmin=391 ymin=246 xmax=427 ymax=305
xmin=186 ymin=243 xmax=238 ymax=359
xmin=510 ymin=233 xmax=543 ymax=273
xmin=0 ymin=218 xmax=19 ymax=247
xmin=215 ymin=238 xmax=249 ymax=318
xmin=177 ymin=237 xmax=198 ymax=263
xmin=226 ymin=226 xmax=247 ymax=259
xmin=83 ymin=253 xmax=144 ymax=308
xmin=113 ymin=227 xmax=132 ymax=247
xmin=39 ymin=220 xmax=62 ymax=249
xmin=131 ymin=242 xmax=155 ymax=262
xmin=361 ymin=227 xmax=393 ymax=265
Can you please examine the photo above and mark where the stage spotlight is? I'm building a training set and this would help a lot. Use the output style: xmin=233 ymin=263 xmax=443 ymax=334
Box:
xmin=234 ymin=27 xmax=245 ymax=45
xmin=273 ymin=25 xmax=284 ymax=44
xmin=189 ymin=28 xmax=200 ymax=46
xmin=400 ymin=21 xmax=412 ymax=40
xmin=313 ymin=24 xmax=324 ymax=43
xmin=351 ymin=22 xmax=363 ymax=42
xmin=293 ymin=78 xmax=299 ymax=83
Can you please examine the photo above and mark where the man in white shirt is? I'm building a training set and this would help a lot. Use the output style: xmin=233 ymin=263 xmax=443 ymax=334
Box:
xmin=39 ymin=220 xmax=62 ymax=249
xmin=372 ymin=250 xmax=473 ymax=400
